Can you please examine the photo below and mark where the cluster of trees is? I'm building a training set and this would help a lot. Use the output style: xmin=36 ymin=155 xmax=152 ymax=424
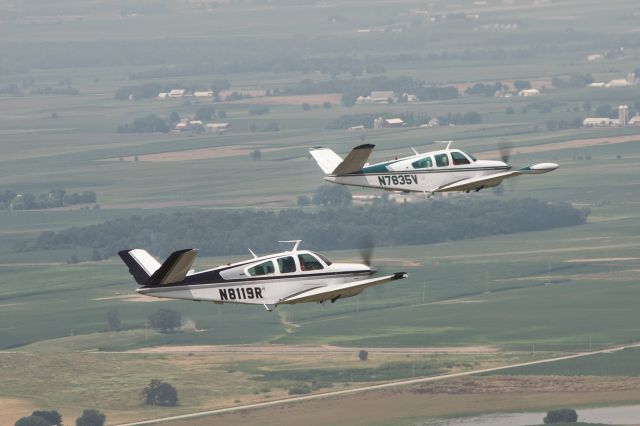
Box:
xmin=302 ymin=102 xmax=332 ymax=111
xmin=15 ymin=409 xmax=105 ymax=426
xmin=148 ymin=308 xmax=182 ymax=333
xmin=465 ymin=80 xmax=532 ymax=96
xmin=545 ymin=118 xmax=583 ymax=131
xmin=465 ymin=82 xmax=505 ymax=96
xmin=543 ymin=408 xmax=578 ymax=423
xmin=117 ymin=114 xmax=170 ymax=133
xmin=29 ymin=86 xmax=79 ymax=95
xmin=0 ymin=189 xmax=96 ymax=210
xmin=141 ymin=379 xmax=179 ymax=406
xmin=28 ymin=198 xmax=589 ymax=259
xmin=249 ymin=105 xmax=270 ymax=116
xmin=115 ymin=82 xmax=166 ymax=100
xmin=551 ymin=73 xmax=594 ymax=88
xmin=312 ymin=185 xmax=352 ymax=206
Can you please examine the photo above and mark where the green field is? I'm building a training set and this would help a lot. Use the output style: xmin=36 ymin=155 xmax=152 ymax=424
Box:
xmin=2 ymin=0 xmax=640 ymax=424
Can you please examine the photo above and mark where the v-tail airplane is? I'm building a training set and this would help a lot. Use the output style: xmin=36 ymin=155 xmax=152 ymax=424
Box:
xmin=119 ymin=241 xmax=407 ymax=311
xmin=310 ymin=141 xmax=558 ymax=196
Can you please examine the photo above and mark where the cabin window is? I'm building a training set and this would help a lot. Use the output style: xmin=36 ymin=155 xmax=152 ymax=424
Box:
xmin=298 ymin=253 xmax=324 ymax=271
xmin=411 ymin=157 xmax=433 ymax=169
xmin=315 ymin=252 xmax=333 ymax=266
xmin=247 ymin=260 xmax=275 ymax=277
xmin=277 ymin=256 xmax=297 ymax=273
xmin=451 ymin=151 xmax=471 ymax=165
xmin=435 ymin=154 xmax=450 ymax=167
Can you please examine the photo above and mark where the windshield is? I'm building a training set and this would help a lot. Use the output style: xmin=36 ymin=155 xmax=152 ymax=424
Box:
xmin=314 ymin=252 xmax=333 ymax=266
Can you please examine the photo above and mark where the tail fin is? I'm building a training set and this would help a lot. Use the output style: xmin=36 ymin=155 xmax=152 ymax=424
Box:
xmin=309 ymin=147 xmax=343 ymax=174
xmin=118 ymin=248 xmax=198 ymax=286
xmin=310 ymin=144 xmax=375 ymax=175
xmin=118 ymin=249 xmax=161 ymax=285
xmin=332 ymin=144 xmax=374 ymax=175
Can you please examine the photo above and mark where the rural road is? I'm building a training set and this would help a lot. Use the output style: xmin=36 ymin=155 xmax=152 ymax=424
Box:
xmin=114 ymin=341 xmax=640 ymax=426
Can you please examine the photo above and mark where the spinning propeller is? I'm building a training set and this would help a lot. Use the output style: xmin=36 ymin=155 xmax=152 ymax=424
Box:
xmin=498 ymin=142 xmax=513 ymax=164
xmin=358 ymin=234 xmax=374 ymax=267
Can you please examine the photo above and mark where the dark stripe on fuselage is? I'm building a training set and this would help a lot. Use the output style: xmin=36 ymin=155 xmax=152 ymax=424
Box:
xmin=331 ymin=166 xmax=511 ymax=177
xmin=139 ymin=269 xmax=373 ymax=289
xmin=138 ymin=271 xmax=371 ymax=294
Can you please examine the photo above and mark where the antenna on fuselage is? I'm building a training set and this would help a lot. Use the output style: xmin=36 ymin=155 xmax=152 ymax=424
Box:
xmin=434 ymin=140 xmax=454 ymax=150
xmin=279 ymin=240 xmax=302 ymax=252
xmin=248 ymin=248 xmax=258 ymax=259
xmin=411 ymin=147 xmax=419 ymax=155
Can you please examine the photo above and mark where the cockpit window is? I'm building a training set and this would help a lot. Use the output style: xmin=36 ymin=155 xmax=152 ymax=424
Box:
xmin=277 ymin=256 xmax=297 ymax=273
xmin=247 ymin=260 xmax=275 ymax=276
xmin=315 ymin=252 xmax=333 ymax=266
xmin=411 ymin=157 xmax=433 ymax=169
xmin=451 ymin=151 xmax=471 ymax=165
xmin=298 ymin=253 xmax=324 ymax=271
xmin=466 ymin=151 xmax=477 ymax=161
xmin=435 ymin=153 xmax=450 ymax=167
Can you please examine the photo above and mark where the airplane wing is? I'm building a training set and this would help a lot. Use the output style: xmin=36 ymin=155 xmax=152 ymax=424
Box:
xmin=331 ymin=144 xmax=375 ymax=175
xmin=436 ymin=163 xmax=558 ymax=193
xmin=280 ymin=272 xmax=407 ymax=305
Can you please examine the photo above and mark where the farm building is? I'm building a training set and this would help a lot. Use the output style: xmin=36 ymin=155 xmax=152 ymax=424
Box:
xmin=194 ymin=91 xmax=213 ymax=98
xmin=518 ymin=89 xmax=540 ymax=96
xmin=168 ymin=89 xmax=187 ymax=98
xmin=204 ymin=123 xmax=231 ymax=133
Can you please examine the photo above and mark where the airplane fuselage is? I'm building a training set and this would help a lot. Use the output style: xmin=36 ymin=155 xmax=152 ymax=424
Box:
xmin=326 ymin=158 xmax=509 ymax=193
xmin=137 ymin=264 xmax=372 ymax=305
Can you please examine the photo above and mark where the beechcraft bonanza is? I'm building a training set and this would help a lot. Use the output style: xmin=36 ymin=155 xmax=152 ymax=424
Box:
xmin=119 ymin=241 xmax=407 ymax=311
xmin=310 ymin=141 xmax=558 ymax=196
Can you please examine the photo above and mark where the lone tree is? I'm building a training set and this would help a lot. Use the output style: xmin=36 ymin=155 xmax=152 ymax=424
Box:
xmin=141 ymin=379 xmax=179 ymax=406
xmin=15 ymin=416 xmax=50 ymax=426
xmin=31 ymin=410 xmax=62 ymax=425
xmin=543 ymin=408 xmax=578 ymax=424
xmin=148 ymin=308 xmax=182 ymax=333
xmin=358 ymin=349 xmax=369 ymax=361
xmin=76 ymin=409 xmax=105 ymax=426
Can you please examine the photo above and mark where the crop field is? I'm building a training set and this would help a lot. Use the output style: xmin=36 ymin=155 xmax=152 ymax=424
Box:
xmin=2 ymin=0 xmax=640 ymax=424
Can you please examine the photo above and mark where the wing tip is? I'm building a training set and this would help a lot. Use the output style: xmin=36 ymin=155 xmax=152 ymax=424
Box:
xmin=354 ymin=143 xmax=375 ymax=150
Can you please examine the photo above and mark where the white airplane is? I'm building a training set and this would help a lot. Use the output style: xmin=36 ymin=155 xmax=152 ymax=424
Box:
xmin=310 ymin=141 xmax=558 ymax=196
xmin=119 ymin=240 xmax=407 ymax=311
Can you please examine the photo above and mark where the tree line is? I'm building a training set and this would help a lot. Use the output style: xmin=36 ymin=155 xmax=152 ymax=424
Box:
xmin=27 ymin=198 xmax=589 ymax=260
xmin=1 ymin=189 xmax=96 ymax=210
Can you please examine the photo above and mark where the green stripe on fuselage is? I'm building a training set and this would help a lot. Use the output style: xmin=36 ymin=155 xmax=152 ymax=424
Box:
xmin=361 ymin=162 xmax=394 ymax=173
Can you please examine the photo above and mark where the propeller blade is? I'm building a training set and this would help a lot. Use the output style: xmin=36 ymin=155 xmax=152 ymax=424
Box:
xmin=357 ymin=235 xmax=374 ymax=267
xmin=498 ymin=142 xmax=513 ymax=164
